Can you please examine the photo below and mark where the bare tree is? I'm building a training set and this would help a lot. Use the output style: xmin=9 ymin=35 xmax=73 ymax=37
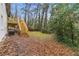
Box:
xmin=43 ymin=3 xmax=49 ymax=30
xmin=40 ymin=3 xmax=49 ymax=31
xmin=6 ymin=3 xmax=11 ymax=17
xmin=15 ymin=4 xmax=18 ymax=18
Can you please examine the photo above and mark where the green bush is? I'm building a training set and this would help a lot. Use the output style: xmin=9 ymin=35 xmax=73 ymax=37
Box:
xmin=48 ymin=4 xmax=79 ymax=48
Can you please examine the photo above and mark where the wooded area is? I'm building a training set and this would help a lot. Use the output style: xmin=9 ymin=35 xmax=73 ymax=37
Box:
xmin=2 ymin=3 xmax=79 ymax=55
xmin=6 ymin=3 xmax=79 ymax=48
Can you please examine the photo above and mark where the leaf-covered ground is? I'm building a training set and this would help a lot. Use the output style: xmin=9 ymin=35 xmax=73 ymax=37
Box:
xmin=0 ymin=31 xmax=77 ymax=56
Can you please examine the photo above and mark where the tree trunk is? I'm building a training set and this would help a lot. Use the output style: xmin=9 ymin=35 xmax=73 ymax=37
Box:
xmin=44 ymin=7 xmax=48 ymax=30
xmin=15 ymin=4 xmax=18 ymax=18
xmin=41 ymin=8 xmax=44 ymax=31
xmin=24 ymin=4 xmax=27 ymax=23
xmin=5 ymin=3 xmax=11 ymax=17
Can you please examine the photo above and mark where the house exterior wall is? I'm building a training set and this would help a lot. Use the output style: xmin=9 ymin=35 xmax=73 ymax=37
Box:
xmin=0 ymin=3 xmax=7 ymax=42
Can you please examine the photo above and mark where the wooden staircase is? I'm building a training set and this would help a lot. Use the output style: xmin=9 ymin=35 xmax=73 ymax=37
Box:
xmin=7 ymin=17 xmax=18 ymax=35
xmin=18 ymin=20 xmax=28 ymax=34
xmin=7 ymin=17 xmax=28 ymax=36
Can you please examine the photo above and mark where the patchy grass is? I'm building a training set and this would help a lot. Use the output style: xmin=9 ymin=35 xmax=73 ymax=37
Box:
xmin=28 ymin=31 xmax=52 ymax=40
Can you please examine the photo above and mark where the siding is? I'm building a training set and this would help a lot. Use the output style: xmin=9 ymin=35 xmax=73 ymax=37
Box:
xmin=0 ymin=3 xmax=7 ymax=42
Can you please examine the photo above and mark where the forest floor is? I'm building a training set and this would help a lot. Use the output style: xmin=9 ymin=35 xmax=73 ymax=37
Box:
xmin=0 ymin=31 xmax=77 ymax=56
